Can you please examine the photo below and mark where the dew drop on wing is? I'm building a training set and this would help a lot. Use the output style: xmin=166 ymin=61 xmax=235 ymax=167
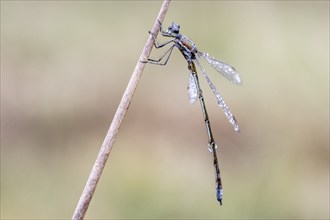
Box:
xmin=198 ymin=52 xmax=242 ymax=85
xmin=195 ymin=58 xmax=240 ymax=132
xmin=188 ymin=72 xmax=198 ymax=104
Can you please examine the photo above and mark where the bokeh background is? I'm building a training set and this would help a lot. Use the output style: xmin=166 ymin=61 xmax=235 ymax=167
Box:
xmin=1 ymin=1 xmax=329 ymax=219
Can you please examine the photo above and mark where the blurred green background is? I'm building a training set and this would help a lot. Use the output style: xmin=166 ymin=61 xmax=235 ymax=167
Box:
xmin=1 ymin=1 xmax=329 ymax=219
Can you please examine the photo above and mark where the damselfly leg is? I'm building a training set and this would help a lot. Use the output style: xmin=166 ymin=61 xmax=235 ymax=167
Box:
xmin=145 ymin=44 xmax=175 ymax=66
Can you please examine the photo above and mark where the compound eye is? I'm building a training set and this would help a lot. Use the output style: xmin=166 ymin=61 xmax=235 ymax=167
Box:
xmin=167 ymin=23 xmax=180 ymax=36
xmin=173 ymin=23 xmax=180 ymax=30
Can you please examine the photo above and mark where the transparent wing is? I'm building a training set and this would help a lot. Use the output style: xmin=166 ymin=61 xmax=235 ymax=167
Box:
xmin=198 ymin=52 xmax=242 ymax=85
xmin=195 ymin=58 xmax=240 ymax=132
xmin=188 ymin=72 xmax=198 ymax=103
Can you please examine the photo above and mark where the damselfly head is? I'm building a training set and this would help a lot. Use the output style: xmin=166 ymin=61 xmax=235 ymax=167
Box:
xmin=166 ymin=23 xmax=180 ymax=37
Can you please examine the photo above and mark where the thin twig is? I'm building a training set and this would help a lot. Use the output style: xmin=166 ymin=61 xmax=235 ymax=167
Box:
xmin=72 ymin=1 xmax=171 ymax=219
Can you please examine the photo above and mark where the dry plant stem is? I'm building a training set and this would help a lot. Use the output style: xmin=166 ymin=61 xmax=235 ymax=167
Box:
xmin=72 ymin=1 xmax=171 ymax=219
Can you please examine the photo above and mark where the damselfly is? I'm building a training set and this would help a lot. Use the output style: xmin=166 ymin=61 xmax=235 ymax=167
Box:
xmin=144 ymin=21 xmax=241 ymax=206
